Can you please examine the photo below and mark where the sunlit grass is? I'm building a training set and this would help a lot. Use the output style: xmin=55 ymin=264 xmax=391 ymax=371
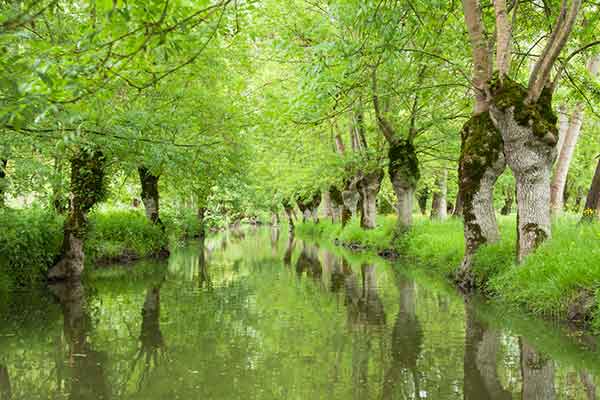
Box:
xmin=296 ymin=213 xmax=600 ymax=325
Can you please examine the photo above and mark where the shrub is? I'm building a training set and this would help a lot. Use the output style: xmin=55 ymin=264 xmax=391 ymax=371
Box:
xmin=86 ymin=209 xmax=168 ymax=263
xmin=0 ymin=208 xmax=64 ymax=287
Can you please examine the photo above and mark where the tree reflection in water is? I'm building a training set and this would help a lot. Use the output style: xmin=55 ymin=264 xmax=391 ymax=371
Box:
xmin=463 ymin=300 xmax=511 ymax=400
xmin=283 ymin=231 xmax=295 ymax=267
xmin=295 ymin=243 xmax=322 ymax=280
xmin=0 ymin=364 xmax=11 ymax=400
xmin=131 ymin=280 xmax=167 ymax=391
xmin=520 ymin=338 xmax=556 ymax=400
xmin=197 ymin=237 xmax=212 ymax=290
xmin=50 ymin=282 xmax=110 ymax=400
xmin=382 ymin=275 xmax=423 ymax=400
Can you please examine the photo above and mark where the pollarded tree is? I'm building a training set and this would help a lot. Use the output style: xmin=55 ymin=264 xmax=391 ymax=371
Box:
xmin=458 ymin=0 xmax=594 ymax=284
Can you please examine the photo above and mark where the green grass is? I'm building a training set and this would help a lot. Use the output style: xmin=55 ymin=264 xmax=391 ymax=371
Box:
xmin=295 ymin=213 xmax=600 ymax=327
xmin=86 ymin=209 xmax=168 ymax=263
xmin=0 ymin=207 xmax=64 ymax=288
xmin=0 ymin=207 xmax=169 ymax=292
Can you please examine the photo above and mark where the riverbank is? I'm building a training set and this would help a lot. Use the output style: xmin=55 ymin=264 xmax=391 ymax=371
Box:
xmin=0 ymin=207 xmax=207 ymax=292
xmin=294 ymin=215 xmax=600 ymax=330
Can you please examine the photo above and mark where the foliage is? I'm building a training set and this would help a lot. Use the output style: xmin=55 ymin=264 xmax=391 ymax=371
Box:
xmin=0 ymin=207 xmax=64 ymax=288
xmin=85 ymin=209 xmax=168 ymax=264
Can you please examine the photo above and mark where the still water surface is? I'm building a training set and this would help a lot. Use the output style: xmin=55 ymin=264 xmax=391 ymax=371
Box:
xmin=1 ymin=228 xmax=599 ymax=399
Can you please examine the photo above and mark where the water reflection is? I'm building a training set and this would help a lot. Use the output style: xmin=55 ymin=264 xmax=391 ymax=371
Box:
xmin=50 ymin=282 xmax=110 ymax=400
xmin=383 ymin=276 xmax=423 ymax=399
xmin=295 ymin=243 xmax=322 ymax=280
xmin=0 ymin=364 xmax=10 ymax=400
xmin=135 ymin=282 xmax=167 ymax=382
xmin=283 ymin=231 xmax=295 ymax=267
xmin=2 ymin=229 xmax=600 ymax=399
xmin=197 ymin=237 xmax=212 ymax=289
xmin=520 ymin=338 xmax=556 ymax=399
xmin=463 ymin=300 xmax=511 ymax=399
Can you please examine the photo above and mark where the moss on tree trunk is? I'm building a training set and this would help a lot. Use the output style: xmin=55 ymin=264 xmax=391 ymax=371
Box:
xmin=456 ymin=112 xmax=505 ymax=288
xmin=388 ymin=140 xmax=419 ymax=231
xmin=490 ymin=77 xmax=557 ymax=262
xmin=49 ymin=149 xmax=106 ymax=281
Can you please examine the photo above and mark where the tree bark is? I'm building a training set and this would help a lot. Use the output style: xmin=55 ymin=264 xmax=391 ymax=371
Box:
xmin=138 ymin=166 xmax=163 ymax=228
xmin=456 ymin=112 xmax=505 ymax=288
xmin=389 ymin=140 xmax=419 ymax=231
xmin=282 ymin=199 xmax=295 ymax=231
xmin=358 ymin=170 xmax=383 ymax=229
xmin=271 ymin=211 xmax=280 ymax=226
xmin=197 ymin=207 xmax=207 ymax=238
xmin=310 ymin=191 xmax=321 ymax=224
xmin=453 ymin=186 xmax=464 ymax=217
xmin=490 ymin=82 xmax=557 ymax=262
xmin=49 ymin=150 xmax=106 ymax=281
xmin=342 ymin=177 xmax=360 ymax=226
xmin=430 ymin=169 xmax=448 ymax=220
xmin=520 ymin=339 xmax=556 ymax=400
xmin=461 ymin=0 xmax=492 ymax=113
xmin=0 ymin=159 xmax=7 ymax=208
xmin=550 ymin=106 xmax=583 ymax=213
xmin=552 ymin=56 xmax=599 ymax=214
xmin=329 ymin=186 xmax=344 ymax=223
xmin=581 ymin=158 xmax=600 ymax=222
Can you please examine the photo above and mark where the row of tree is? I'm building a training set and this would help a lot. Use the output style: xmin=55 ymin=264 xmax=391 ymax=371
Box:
xmin=1 ymin=1 xmax=600 ymax=284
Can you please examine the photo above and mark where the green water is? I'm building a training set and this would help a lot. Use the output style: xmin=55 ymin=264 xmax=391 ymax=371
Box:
xmin=1 ymin=228 xmax=599 ymax=399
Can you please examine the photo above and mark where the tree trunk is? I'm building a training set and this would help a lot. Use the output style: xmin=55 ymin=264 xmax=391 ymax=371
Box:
xmin=464 ymin=300 xmax=512 ymax=400
xmin=310 ymin=191 xmax=321 ymax=224
xmin=0 ymin=364 xmax=11 ymax=400
xmin=456 ymin=113 xmax=505 ymax=288
xmin=358 ymin=170 xmax=383 ymax=229
xmin=550 ymin=105 xmax=584 ymax=214
xmin=581 ymin=158 xmax=600 ymax=223
xmin=0 ymin=159 xmax=7 ymax=208
xmin=453 ymin=186 xmax=464 ymax=217
xmin=520 ymin=339 xmax=556 ymax=400
xmin=329 ymin=186 xmax=344 ymax=223
xmin=490 ymin=81 xmax=557 ymax=262
xmin=282 ymin=200 xmax=295 ymax=231
xmin=322 ymin=191 xmax=333 ymax=221
xmin=296 ymin=198 xmax=310 ymax=223
xmin=417 ymin=187 xmax=429 ymax=215
xmin=500 ymin=188 xmax=513 ymax=215
xmin=342 ymin=177 xmax=360 ymax=226
xmin=197 ymin=207 xmax=207 ymax=238
xmin=430 ymin=169 xmax=448 ymax=220
xmin=49 ymin=150 xmax=106 ymax=281
xmin=389 ymin=140 xmax=419 ymax=231
xmin=283 ymin=231 xmax=294 ymax=267
xmin=271 ymin=211 xmax=280 ymax=226
xmin=138 ymin=166 xmax=163 ymax=227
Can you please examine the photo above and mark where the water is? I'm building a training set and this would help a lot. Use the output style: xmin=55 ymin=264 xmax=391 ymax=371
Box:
xmin=1 ymin=227 xmax=599 ymax=399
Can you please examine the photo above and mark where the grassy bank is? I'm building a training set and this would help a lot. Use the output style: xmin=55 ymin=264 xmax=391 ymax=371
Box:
xmin=0 ymin=207 xmax=185 ymax=290
xmin=295 ymin=214 xmax=600 ymax=329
